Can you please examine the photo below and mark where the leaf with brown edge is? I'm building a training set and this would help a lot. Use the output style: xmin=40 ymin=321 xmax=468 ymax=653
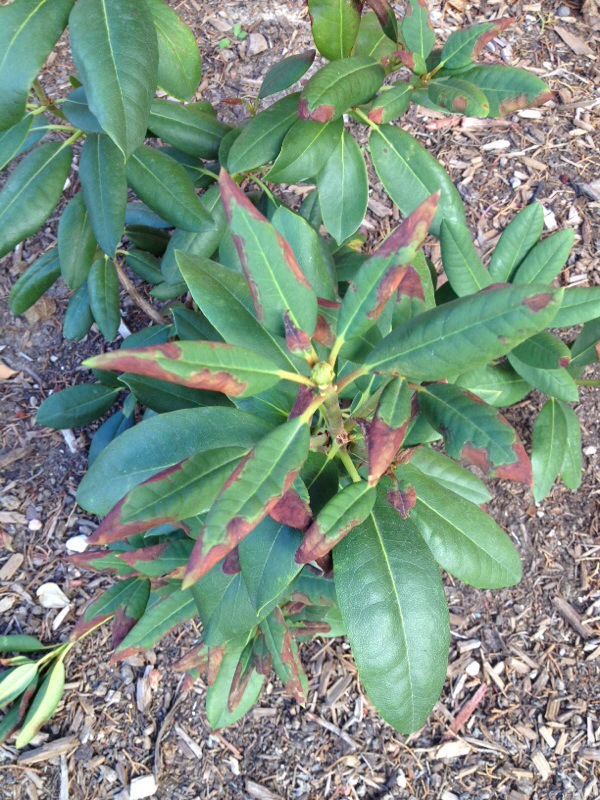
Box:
xmin=119 ymin=447 xmax=249 ymax=526
xmin=392 ymin=466 xmax=522 ymax=589
xmin=427 ymin=77 xmax=490 ymax=118
xmin=386 ymin=483 xmax=417 ymax=519
xmin=114 ymin=541 xmax=194 ymax=578
xmin=295 ymin=480 xmax=376 ymax=563
xmin=401 ymin=0 xmax=435 ymax=59
xmin=70 ymin=578 xmax=147 ymax=641
xmin=269 ymin=488 xmax=312 ymax=531
xmin=260 ymin=607 xmax=308 ymax=705
xmin=219 ymin=169 xmax=317 ymax=339
xmin=365 ymin=0 xmax=393 ymax=30
xmin=418 ymin=383 xmax=532 ymax=484
xmin=85 ymin=341 xmax=287 ymax=399
xmin=65 ymin=549 xmax=136 ymax=577
xmin=454 ymin=65 xmax=553 ymax=118
xmin=365 ymin=81 xmax=412 ymax=124
xmin=298 ymin=56 xmax=384 ymax=122
xmin=333 ymin=193 xmax=438 ymax=357
xmin=284 ymin=312 xmax=312 ymax=358
xmin=438 ymin=19 xmax=512 ymax=71
xmin=252 ymin=633 xmax=272 ymax=676
xmin=367 ymin=378 xmax=412 ymax=485
xmin=86 ymin=463 xmax=187 ymax=546
xmin=171 ymin=642 xmax=209 ymax=673
xmin=228 ymin=639 xmax=255 ymax=713
xmin=182 ymin=418 xmax=311 ymax=587
xmin=112 ymin=579 xmax=151 ymax=648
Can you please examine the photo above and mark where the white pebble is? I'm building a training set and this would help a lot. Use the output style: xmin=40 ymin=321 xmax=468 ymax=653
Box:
xmin=28 ymin=519 xmax=42 ymax=532
xmin=130 ymin=775 xmax=158 ymax=800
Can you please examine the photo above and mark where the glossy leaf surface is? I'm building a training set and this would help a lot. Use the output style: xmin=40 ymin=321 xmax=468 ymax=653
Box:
xmin=531 ymin=398 xmax=567 ymax=502
xmin=488 ymin=202 xmax=544 ymax=282
xmin=70 ymin=0 xmax=159 ymax=159
xmin=146 ymin=0 xmax=202 ymax=101
xmin=37 ymin=383 xmax=119 ymax=429
xmin=395 ymin=466 xmax=522 ymax=588
xmin=334 ymin=491 xmax=449 ymax=734
xmin=259 ymin=51 xmax=316 ymax=99
xmin=298 ymin=57 xmax=384 ymax=122
xmin=0 ymin=143 xmax=72 ymax=259
xmin=307 ymin=0 xmax=363 ymax=61
xmin=370 ymin=125 xmax=466 ymax=236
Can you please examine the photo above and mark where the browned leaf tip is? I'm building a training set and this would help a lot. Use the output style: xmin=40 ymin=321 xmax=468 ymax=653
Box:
xmin=367 ymin=418 xmax=409 ymax=486
xmin=295 ymin=517 xmax=364 ymax=563
xmin=366 ymin=0 xmax=391 ymax=27
xmin=375 ymin=192 xmax=440 ymax=259
xmin=387 ymin=485 xmax=417 ymax=519
xmin=298 ymin=98 xmax=335 ymax=122
xmin=228 ymin=658 xmax=255 ymax=713
xmin=284 ymin=311 xmax=312 ymax=356
xmin=498 ymin=90 xmax=555 ymax=115
xmin=115 ymin=543 xmax=168 ymax=567
xmin=273 ymin=608 xmax=307 ymax=705
xmin=112 ymin=606 xmax=139 ymax=649
xmin=269 ymin=488 xmax=312 ymax=531
xmin=472 ymin=18 xmax=513 ymax=61
xmin=289 ymin=384 xmax=316 ymax=420
xmin=171 ymin=642 xmax=209 ymax=673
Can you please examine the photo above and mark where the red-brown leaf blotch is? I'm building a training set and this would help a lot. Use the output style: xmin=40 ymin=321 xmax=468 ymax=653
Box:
xmin=387 ymin=485 xmax=417 ymax=519
xmin=367 ymin=418 xmax=409 ymax=486
xmin=269 ymin=488 xmax=312 ymax=530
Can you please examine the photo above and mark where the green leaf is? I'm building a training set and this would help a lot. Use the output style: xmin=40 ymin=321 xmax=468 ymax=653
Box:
xmin=191 ymin=566 xmax=259 ymax=647
xmin=146 ymin=0 xmax=201 ymax=101
xmin=508 ymin=331 xmax=579 ymax=402
xmin=111 ymin=579 xmax=152 ymax=646
xmin=205 ymin=637 xmax=264 ymax=728
xmin=334 ymin=194 xmax=438 ymax=355
xmin=299 ymin=56 xmax=384 ymax=122
xmin=36 ymin=383 xmax=119 ymax=429
xmin=317 ymin=129 xmax=368 ymax=246
xmin=115 ymin=588 xmax=195 ymax=654
xmin=401 ymin=0 xmax=435 ymax=59
xmin=57 ymin=192 xmax=97 ymax=290
xmin=488 ymin=203 xmax=544 ymax=282
xmin=307 ymin=0 xmax=363 ymax=61
xmin=0 ymin=0 xmax=74 ymax=131
xmin=268 ymin=118 xmax=343 ymax=184
xmin=0 ymin=636 xmax=45 ymax=654
xmin=124 ymin=249 xmax=163 ymax=284
xmin=120 ymin=447 xmax=247 ymax=524
xmin=220 ymin=170 xmax=318 ymax=339
xmin=8 ymin=248 xmax=61 ymax=315
xmin=183 ymin=418 xmax=310 ymax=585
xmin=126 ymin=146 xmax=211 ymax=232
xmin=171 ymin=307 xmax=221 ymax=343
xmin=552 ymin=287 xmax=600 ymax=327
xmin=69 ymin=0 xmax=159 ymax=159
xmin=87 ymin=257 xmax=120 ymax=341
xmin=0 ymin=663 xmax=38 ymax=709
xmin=148 ymin=100 xmax=229 ymax=160
xmin=14 ymin=660 xmax=65 ymax=748
xmin=0 ymin=115 xmax=33 ymax=170
xmin=409 ymin=447 xmax=491 ymax=506
xmin=438 ymin=19 xmax=511 ymax=71
xmin=334 ymin=490 xmax=449 ymax=734
xmin=364 ymin=81 xmax=413 ymax=124
xmin=427 ymin=77 xmax=490 ymax=117
xmin=81 ymin=577 xmax=145 ymax=625
xmin=0 ymin=142 xmax=72 ymax=259
xmin=62 ymin=87 xmax=103 ymax=133
xmin=259 ymin=50 xmax=316 ymax=99
xmin=78 ymin=407 xmax=272 ymax=515
xmin=570 ymin=319 xmax=600 ymax=369
xmin=226 ymin=93 xmax=300 ymax=174
xmin=260 ymin=609 xmax=308 ymax=704
xmin=531 ymin=398 xmax=568 ymax=502
xmin=457 ymin=64 xmax=552 ymax=118
xmin=120 ymin=373 xmax=230 ymax=413
xmin=300 ymin=452 xmax=341 ymax=516
xmin=370 ymin=125 xmax=466 ymax=237
xmin=63 ymin=284 xmax=94 ymax=341
xmin=79 ymin=134 xmax=127 ymax=257
xmin=87 ymin=341 xmax=288 ymax=398
xmin=440 ymin=219 xmax=491 ymax=296
xmin=394 ymin=466 xmax=522 ymax=588
xmin=114 ymin=543 xmax=192 ymax=579
xmin=511 ymin=229 xmax=574 ymax=285
xmin=352 ymin=11 xmax=397 ymax=61
xmin=418 ymin=383 xmax=532 ymax=483
xmin=271 ymin=207 xmax=336 ymax=300
xmin=367 ymin=377 xmax=412 ymax=484
xmin=365 ymin=284 xmax=562 ymax=380
xmin=297 ymin=481 xmax=375 ymax=563
xmin=455 ymin=362 xmax=530 ymax=407
xmin=238 ymin=518 xmax=303 ymax=615
xmin=161 ymin=147 xmax=216 ymax=188
xmin=558 ymin=401 xmax=582 ymax=491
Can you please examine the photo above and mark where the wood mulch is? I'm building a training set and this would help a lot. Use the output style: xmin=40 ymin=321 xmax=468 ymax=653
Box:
xmin=1 ymin=2 xmax=599 ymax=798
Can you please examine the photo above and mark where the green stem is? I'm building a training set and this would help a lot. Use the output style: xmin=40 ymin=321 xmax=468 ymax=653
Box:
xmin=353 ymin=106 xmax=379 ymax=131
xmin=34 ymin=124 xmax=79 ymax=133
xmin=336 ymin=366 xmax=369 ymax=394
xmin=323 ymin=393 xmax=345 ymax=442
xmin=338 ymin=449 xmax=361 ymax=483
xmin=61 ymin=129 xmax=84 ymax=148
xmin=251 ymin=174 xmax=277 ymax=204
xmin=278 ymin=370 xmax=317 ymax=388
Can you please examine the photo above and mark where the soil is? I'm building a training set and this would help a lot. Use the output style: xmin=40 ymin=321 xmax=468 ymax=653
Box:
xmin=1 ymin=2 xmax=599 ymax=799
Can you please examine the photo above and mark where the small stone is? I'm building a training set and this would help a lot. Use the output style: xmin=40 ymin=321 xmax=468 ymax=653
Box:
xmin=556 ymin=6 xmax=571 ymax=16
xmin=28 ymin=519 xmax=42 ymax=532
xmin=465 ymin=660 xmax=481 ymax=676
xmin=246 ymin=32 xmax=268 ymax=57
xmin=583 ymin=446 xmax=597 ymax=456
xmin=129 ymin=774 xmax=158 ymax=799
xmin=66 ymin=534 xmax=88 ymax=553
